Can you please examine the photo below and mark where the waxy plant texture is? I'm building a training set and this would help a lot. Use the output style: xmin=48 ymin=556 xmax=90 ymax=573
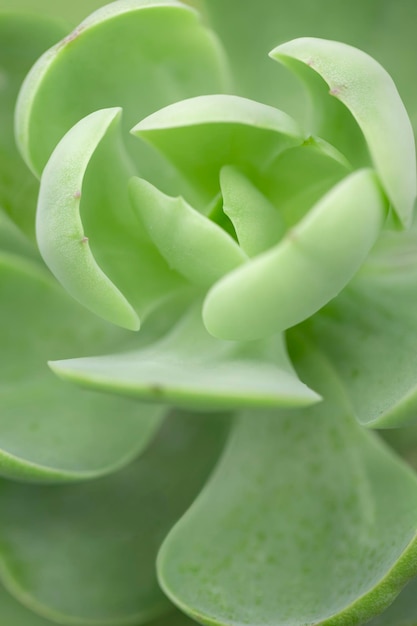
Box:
xmin=1 ymin=1 xmax=417 ymax=625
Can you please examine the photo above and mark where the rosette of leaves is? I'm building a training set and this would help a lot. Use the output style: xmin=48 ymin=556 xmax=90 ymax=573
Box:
xmin=2 ymin=1 xmax=417 ymax=625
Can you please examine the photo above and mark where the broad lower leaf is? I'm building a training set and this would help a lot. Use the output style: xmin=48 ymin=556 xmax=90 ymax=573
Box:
xmin=129 ymin=177 xmax=247 ymax=288
xmin=132 ymin=94 xmax=304 ymax=204
xmin=0 ymin=252 xmax=165 ymax=482
xmin=0 ymin=411 xmax=229 ymax=625
xmin=271 ymin=37 xmax=417 ymax=226
xmin=0 ymin=14 xmax=66 ymax=237
xmin=298 ymin=226 xmax=417 ymax=428
xmin=15 ymin=0 xmax=229 ymax=181
xmin=158 ymin=338 xmax=417 ymax=626
xmin=0 ymin=583 xmax=57 ymax=626
xmin=37 ymin=108 xmax=187 ymax=331
xmin=50 ymin=303 xmax=320 ymax=410
xmin=203 ymin=169 xmax=387 ymax=340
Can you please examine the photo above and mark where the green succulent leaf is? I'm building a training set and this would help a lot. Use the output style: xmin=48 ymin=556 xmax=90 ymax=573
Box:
xmin=131 ymin=94 xmax=304 ymax=204
xmin=37 ymin=107 xmax=187 ymax=331
xmin=0 ymin=14 xmax=66 ymax=237
xmin=298 ymin=225 xmax=417 ymax=428
xmin=0 ymin=411 xmax=228 ymax=625
xmin=219 ymin=166 xmax=286 ymax=257
xmin=0 ymin=583 xmax=57 ymax=626
xmin=49 ymin=302 xmax=320 ymax=410
xmin=367 ymin=574 xmax=417 ymax=626
xmin=15 ymin=0 xmax=229 ymax=180
xmin=158 ymin=340 xmax=417 ymax=626
xmin=271 ymin=37 xmax=417 ymax=227
xmin=203 ymin=169 xmax=387 ymax=340
xmin=0 ymin=251 xmax=166 ymax=482
xmin=129 ymin=177 xmax=247 ymax=288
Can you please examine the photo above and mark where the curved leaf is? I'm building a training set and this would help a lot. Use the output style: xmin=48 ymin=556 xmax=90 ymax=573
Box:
xmin=0 ymin=13 xmax=66 ymax=237
xmin=129 ymin=177 xmax=247 ymax=288
xmin=0 ymin=411 xmax=229 ymax=625
xmin=158 ymin=339 xmax=417 ymax=626
xmin=49 ymin=303 xmax=320 ymax=411
xmin=0 ymin=252 xmax=165 ymax=482
xmin=220 ymin=166 xmax=286 ymax=257
xmin=297 ymin=226 xmax=417 ymax=428
xmin=0 ymin=583 xmax=56 ymax=625
xmin=203 ymin=169 xmax=387 ymax=340
xmin=132 ymin=94 xmax=304 ymax=203
xmin=37 ymin=108 xmax=187 ymax=331
xmin=15 ymin=0 xmax=230 ymax=180
xmin=271 ymin=37 xmax=417 ymax=226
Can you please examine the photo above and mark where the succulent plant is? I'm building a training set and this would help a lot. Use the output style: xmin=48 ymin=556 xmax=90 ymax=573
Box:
xmin=2 ymin=1 xmax=417 ymax=625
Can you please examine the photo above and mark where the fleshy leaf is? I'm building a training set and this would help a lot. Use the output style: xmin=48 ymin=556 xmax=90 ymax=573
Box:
xmin=271 ymin=37 xmax=417 ymax=226
xmin=0 ymin=583 xmax=56 ymax=625
xmin=0 ymin=14 xmax=66 ymax=237
xmin=158 ymin=338 xmax=417 ymax=626
xmin=367 ymin=574 xmax=417 ymax=626
xmin=298 ymin=225 xmax=417 ymax=428
xmin=203 ymin=169 xmax=387 ymax=340
xmin=132 ymin=94 xmax=304 ymax=203
xmin=15 ymin=0 xmax=230 ymax=181
xmin=50 ymin=303 xmax=320 ymax=410
xmin=220 ymin=166 xmax=286 ymax=257
xmin=129 ymin=177 xmax=247 ymax=287
xmin=37 ymin=108 xmax=187 ymax=331
xmin=0 ymin=411 xmax=229 ymax=625
xmin=0 ymin=252 xmax=166 ymax=482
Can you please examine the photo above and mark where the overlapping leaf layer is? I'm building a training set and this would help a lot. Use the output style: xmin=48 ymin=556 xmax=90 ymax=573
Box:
xmin=1 ymin=1 xmax=417 ymax=625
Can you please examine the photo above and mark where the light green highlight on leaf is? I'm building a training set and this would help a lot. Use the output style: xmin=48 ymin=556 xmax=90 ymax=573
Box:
xmin=0 ymin=411 xmax=229 ymax=625
xmin=132 ymin=94 xmax=304 ymax=202
xmin=0 ymin=14 xmax=66 ymax=239
xmin=299 ymin=226 xmax=417 ymax=428
xmin=0 ymin=251 xmax=165 ymax=482
xmin=203 ymin=169 xmax=387 ymax=340
xmin=15 ymin=0 xmax=230 ymax=179
xmin=36 ymin=107 xmax=140 ymax=331
xmin=220 ymin=166 xmax=285 ymax=257
xmin=271 ymin=37 xmax=417 ymax=227
xmin=50 ymin=302 xmax=320 ymax=411
xmin=129 ymin=177 xmax=247 ymax=288
xmin=158 ymin=341 xmax=417 ymax=626
xmin=259 ymin=136 xmax=351 ymax=228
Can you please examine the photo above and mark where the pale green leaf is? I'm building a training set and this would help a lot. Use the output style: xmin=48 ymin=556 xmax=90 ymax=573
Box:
xmin=129 ymin=177 xmax=247 ymax=288
xmin=15 ymin=0 xmax=229 ymax=183
xmin=220 ymin=166 xmax=286 ymax=257
xmin=50 ymin=303 xmax=320 ymax=411
xmin=37 ymin=108 xmax=187 ymax=331
xmin=131 ymin=94 xmax=304 ymax=204
xmin=271 ymin=37 xmax=417 ymax=226
xmin=158 ymin=339 xmax=417 ymax=626
xmin=0 ymin=411 xmax=229 ymax=625
xmin=0 ymin=14 xmax=66 ymax=237
xmin=0 ymin=252 xmax=165 ymax=482
xmin=298 ymin=225 xmax=417 ymax=428
xmin=203 ymin=169 xmax=387 ymax=340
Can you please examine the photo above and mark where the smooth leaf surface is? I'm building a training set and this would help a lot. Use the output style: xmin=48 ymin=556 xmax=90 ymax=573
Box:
xmin=298 ymin=225 xmax=417 ymax=428
xmin=271 ymin=37 xmax=417 ymax=226
xmin=0 ymin=252 xmax=165 ymax=482
xmin=203 ymin=169 xmax=387 ymax=340
xmin=158 ymin=339 xmax=417 ymax=626
xmin=220 ymin=166 xmax=285 ymax=257
xmin=0 ymin=583 xmax=57 ymax=626
xmin=0 ymin=411 xmax=229 ymax=625
xmin=50 ymin=303 xmax=320 ymax=410
xmin=38 ymin=108 xmax=189 ymax=331
xmin=15 ymin=0 xmax=229 ymax=183
xmin=129 ymin=177 xmax=247 ymax=288
xmin=132 ymin=94 xmax=304 ymax=203
xmin=0 ymin=14 xmax=66 ymax=237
